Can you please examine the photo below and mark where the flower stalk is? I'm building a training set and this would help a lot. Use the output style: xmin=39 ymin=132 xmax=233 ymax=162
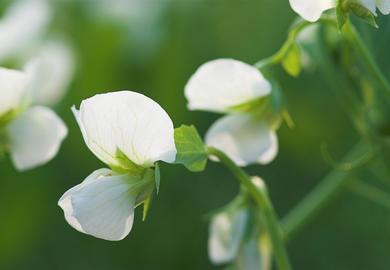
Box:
xmin=206 ymin=146 xmax=292 ymax=270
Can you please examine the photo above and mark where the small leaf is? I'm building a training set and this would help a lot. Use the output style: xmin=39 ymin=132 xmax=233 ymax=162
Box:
xmin=174 ymin=125 xmax=208 ymax=172
xmin=336 ymin=2 xmax=348 ymax=30
xmin=155 ymin=162 xmax=160 ymax=194
xmin=142 ymin=196 xmax=152 ymax=221
xmin=281 ymin=43 xmax=301 ymax=77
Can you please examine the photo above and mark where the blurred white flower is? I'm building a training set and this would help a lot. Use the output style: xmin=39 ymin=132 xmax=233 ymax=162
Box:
xmin=59 ymin=91 xmax=177 ymax=241
xmin=28 ymin=41 xmax=75 ymax=106
xmin=185 ymin=59 xmax=278 ymax=166
xmin=0 ymin=66 xmax=67 ymax=170
xmin=0 ymin=0 xmax=51 ymax=62
xmin=209 ymin=208 xmax=248 ymax=264
xmin=289 ymin=0 xmax=390 ymax=22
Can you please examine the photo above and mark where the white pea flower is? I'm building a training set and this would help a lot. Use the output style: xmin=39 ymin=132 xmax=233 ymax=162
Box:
xmin=185 ymin=59 xmax=278 ymax=166
xmin=0 ymin=0 xmax=51 ymax=62
xmin=0 ymin=66 xmax=67 ymax=170
xmin=28 ymin=41 xmax=75 ymax=106
xmin=209 ymin=207 xmax=248 ymax=264
xmin=289 ymin=0 xmax=390 ymax=22
xmin=58 ymin=91 xmax=177 ymax=241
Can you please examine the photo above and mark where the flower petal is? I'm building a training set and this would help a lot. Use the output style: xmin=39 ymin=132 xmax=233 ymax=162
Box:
xmin=7 ymin=106 xmax=67 ymax=170
xmin=205 ymin=113 xmax=278 ymax=166
xmin=208 ymin=208 xmax=248 ymax=264
xmin=289 ymin=0 xmax=335 ymax=22
xmin=58 ymin=168 xmax=154 ymax=241
xmin=0 ymin=67 xmax=30 ymax=116
xmin=73 ymin=91 xmax=176 ymax=168
xmin=185 ymin=59 xmax=271 ymax=113
xmin=377 ymin=0 xmax=390 ymax=14
xmin=0 ymin=0 xmax=51 ymax=61
xmin=28 ymin=41 xmax=75 ymax=105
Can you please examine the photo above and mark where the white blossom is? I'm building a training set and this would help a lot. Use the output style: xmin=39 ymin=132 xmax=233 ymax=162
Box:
xmin=59 ymin=91 xmax=177 ymax=241
xmin=0 ymin=66 xmax=67 ymax=170
xmin=185 ymin=59 xmax=278 ymax=166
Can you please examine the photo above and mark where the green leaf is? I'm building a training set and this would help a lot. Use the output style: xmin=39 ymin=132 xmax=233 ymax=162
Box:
xmin=155 ymin=162 xmax=160 ymax=194
xmin=174 ymin=125 xmax=208 ymax=172
xmin=142 ymin=196 xmax=152 ymax=221
xmin=281 ymin=43 xmax=301 ymax=77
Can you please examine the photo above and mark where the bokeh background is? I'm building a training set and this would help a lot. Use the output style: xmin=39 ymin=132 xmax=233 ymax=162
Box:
xmin=1 ymin=0 xmax=390 ymax=269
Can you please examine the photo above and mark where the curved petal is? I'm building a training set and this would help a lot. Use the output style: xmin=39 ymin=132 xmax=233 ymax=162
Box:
xmin=7 ymin=106 xmax=67 ymax=170
xmin=58 ymin=168 xmax=154 ymax=241
xmin=73 ymin=91 xmax=176 ymax=168
xmin=209 ymin=208 xmax=248 ymax=264
xmin=205 ymin=113 xmax=278 ymax=166
xmin=0 ymin=0 xmax=51 ymax=61
xmin=377 ymin=0 xmax=390 ymax=14
xmin=289 ymin=0 xmax=335 ymax=22
xmin=0 ymin=67 xmax=30 ymax=116
xmin=185 ymin=59 xmax=271 ymax=113
xmin=28 ymin=41 xmax=75 ymax=105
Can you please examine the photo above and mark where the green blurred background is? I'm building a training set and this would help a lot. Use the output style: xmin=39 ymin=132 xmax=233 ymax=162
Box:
xmin=1 ymin=0 xmax=390 ymax=269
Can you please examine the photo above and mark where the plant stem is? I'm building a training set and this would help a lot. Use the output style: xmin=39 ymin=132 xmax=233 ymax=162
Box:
xmin=348 ymin=179 xmax=390 ymax=210
xmin=206 ymin=146 xmax=292 ymax=270
xmin=254 ymin=17 xmax=336 ymax=71
xmin=282 ymin=141 xmax=370 ymax=242
xmin=342 ymin=21 xmax=390 ymax=101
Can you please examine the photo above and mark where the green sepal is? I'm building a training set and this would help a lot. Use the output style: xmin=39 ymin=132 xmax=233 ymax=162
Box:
xmin=142 ymin=195 xmax=153 ymax=221
xmin=336 ymin=2 xmax=349 ymax=30
xmin=109 ymin=148 xmax=147 ymax=175
xmin=155 ymin=162 xmax=160 ymax=194
xmin=281 ymin=43 xmax=301 ymax=77
xmin=174 ymin=125 xmax=208 ymax=172
xmin=269 ymin=80 xmax=294 ymax=129
xmin=348 ymin=2 xmax=378 ymax=28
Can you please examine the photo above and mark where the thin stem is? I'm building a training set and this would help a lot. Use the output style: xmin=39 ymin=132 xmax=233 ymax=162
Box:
xmin=254 ymin=17 xmax=337 ymax=71
xmin=206 ymin=146 xmax=292 ymax=270
xmin=342 ymin=21 xmax=390 ymax=101
xmin=282 ymin=141 xmax=370 ymax=242
xmin=348 ymin=179 xmax=390 ymax=210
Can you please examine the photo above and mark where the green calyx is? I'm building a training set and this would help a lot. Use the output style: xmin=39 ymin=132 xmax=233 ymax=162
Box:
xmin=337 ymin=0 xmax=378 ymax=29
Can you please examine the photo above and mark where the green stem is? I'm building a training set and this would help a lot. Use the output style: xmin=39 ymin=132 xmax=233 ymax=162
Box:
xmin=206 ymin=146 xmax=292 ymax=270
xmin=254 ymin=17 xmax=336 ymax=71
xmin=348 ymin=179 xmax=390 ymax=210
xmin=342 ymin=21 xmax=390 ymax=101
xmin=282 ymin=141 xmax=370 ymax=242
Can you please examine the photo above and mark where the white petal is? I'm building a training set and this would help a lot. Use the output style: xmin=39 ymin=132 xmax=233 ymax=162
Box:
xmin=0 ymin=67 xmax=30 ymax=116
xmin=289 ymin=0 xmax=335 ymax=22
xmin=205 ymin=113 xmax=278 ymax=166
xmin=377 ymin=0 xmax=390 ymax=14
xmin=185 ymin=59 xmax=271 ymax=113
xmin=28 ymin=41 xmax=75 ymax=105
xmin=7 ymin=106 xmax=67 ymax=170
xmin=73 ymin=90 xmax=176 ymax=168
xmin=58 ymin=168 xmax=139 ymax=241
xmin=0 ymin=0 xmax=51 ymax=62
xmin=209 ymin=209 xmax=248 ymax=264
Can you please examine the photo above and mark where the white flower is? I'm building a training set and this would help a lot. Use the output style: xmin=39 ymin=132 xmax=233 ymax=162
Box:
xmin=0 ymin=0 xmax=51 ymax=62
xmin=289 ymin=0 xmax=390 ymax=22
xmin=209 ymin=208 xmax=248 ymax=264
xmin=0 ymin=66 xmax=67 ymax=170
xmin=185 ymin=59 xmax=278 ymax=166
xmin=28 ymin=41 xmax=75 ymax=106
xmin=59 ymin=91 xmax=177 ymax=241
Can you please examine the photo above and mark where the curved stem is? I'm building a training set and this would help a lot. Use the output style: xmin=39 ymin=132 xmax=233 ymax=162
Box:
xmin=206 ymin=146 xmax=292 ymax=270
xmin=342 ymin=21 xmax=390 ymax=101
xmin=254 ymin=17 xmax=337 ymax=71
xmin=282 ymin=140 xmax=371 ymax=242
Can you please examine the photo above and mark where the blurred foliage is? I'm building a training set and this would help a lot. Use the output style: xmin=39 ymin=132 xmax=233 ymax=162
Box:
xmin=1 ymin=0 xmax=390 ymax=269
